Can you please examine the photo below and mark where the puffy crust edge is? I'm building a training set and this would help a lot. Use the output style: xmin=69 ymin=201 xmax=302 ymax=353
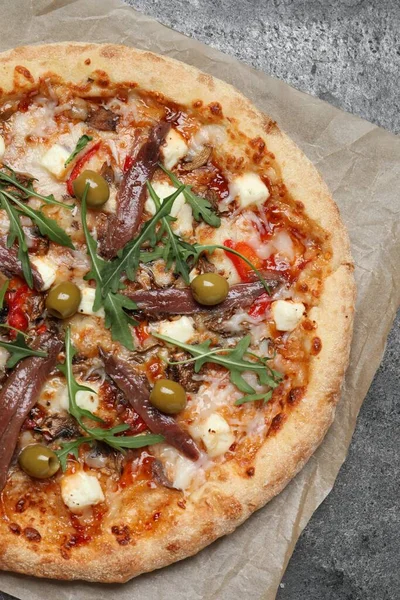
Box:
xmin=0 ymin=43 xmax=355 ymax=582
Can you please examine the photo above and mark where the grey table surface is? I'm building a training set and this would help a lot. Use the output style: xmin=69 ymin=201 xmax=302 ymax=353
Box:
xmin=1 ymin=1 xmax=399 ymax=599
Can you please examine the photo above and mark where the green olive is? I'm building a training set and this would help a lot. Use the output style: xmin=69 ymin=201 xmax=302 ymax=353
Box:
xmin=45 ymin=281 xmax=81 ymax=319
xmin=18 ymin=444 xmax=60 ymax=479
xmin=73 ymin=169 xmax=110 ymax=207
xmin=150 ymin=379 xmax=187 ymax=415
xmin=190 ymin=273 xmax=229 ymax=306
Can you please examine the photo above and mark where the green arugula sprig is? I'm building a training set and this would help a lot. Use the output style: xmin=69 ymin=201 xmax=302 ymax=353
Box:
xmin=0 ymin=280 xmax=8 ymax=309
xmin=55 ymin=328 xmax=164 ymax=470
xmin=154 ymin=333 xmax=282 ymax=405
xmin=101 ymin=185 xmax=185 ymax=295
xmin=0 ymin=166 xmax=73 ymax=210
xmin=81 ymin=192 xmax=138 ymax=350
xmin=0 ymin=191 xmax=33 ymax=287
xmin=0 ymin=327 xmax=47 ymax=368
xmin=159 ymin=165 xmax=221 ymax=228
xmin=64 ymin=135 xmax=93 ymax=167
xmin=147 ymin=182 xmax=195 ymax=284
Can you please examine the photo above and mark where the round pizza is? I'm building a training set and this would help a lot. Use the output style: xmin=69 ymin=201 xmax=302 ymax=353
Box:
xmin=0 ymin=43 xmax=355 ymax=582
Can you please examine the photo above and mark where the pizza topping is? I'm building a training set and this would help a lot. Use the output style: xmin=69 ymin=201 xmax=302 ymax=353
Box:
xmin=73 ymin=170 xmax=110 ymax=208
xmin=0 ymin=330 xmax=48 ymax=369
xmin=40 ymin=144 xmax=70 ymax=179
xmin=190 ymin=413 xmax=234 ymax=458
xmin=190 ymin=273 xmax=229 ymax=306
xmin=64 ymin=134 xmax=93 ymax=167
xmin=77 ymin=286 xmax=105 ymax=317
xmin=157 ymin=316 xmax=195 ymax=344
xmin=0 ymin=237 xmax=44 ymax=290
xmin=45 ymin=281 xmax=82 ymax=319
xmin=66 ymin=140 xmax=102 ymax=196
xmin=161 ymin=128 xmax=188 ymax=169
xmin=100 ymin=349 xmax=200 ymax=460
xmin=271 ymin=300 xmax=305 ymax=332
xmin=30 ymin=256 xmax=57 ymax=290
xmin=0 ymin=135 xmax=5 ymax=160
xmin=125 ymin=279 xmax=279 ymax=316
xmin=18 ymin=443 xmax=60 ymax=479
xmin=101 ymin=121 xmax=171 ymax=258
xmin=229 ymin=173 xmax=270 ymax=208
xmin=60 ymin=470 xmax=105 ymax=513
xmin=149 ymin=379 xmax=187 ymax=415
xmin=86 ymin=106 xmax=119 ymax=132
xmin=0 ymin=332 xmax=63 ymax=491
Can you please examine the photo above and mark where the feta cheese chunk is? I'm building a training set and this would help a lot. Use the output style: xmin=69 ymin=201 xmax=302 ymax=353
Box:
xmin=271 ymin=300 xmax=305 ymax=332
xmin=161 ymin=129 xmax=188 ymax=169
xmin=229 ymin=172 xmax=270 ymax=208
xmin=157 ymin=316 xmax=195 ymax=343
xmin=78 ymin=286 xmax=105 ymax=318
xmin=40 ymin=144 xmax=70 ymax=179
xmin=61 ymin=471 xmax=105 ymax=513
xmin=30 ymin=256 xmax=57 ymax=290
xmin=192 ymin=413 xmax=235 ymax=458
xmin=75 ymin=381 xmax=100 ymax=413
xmin=0 ymin=135 xmax=5 ymax=160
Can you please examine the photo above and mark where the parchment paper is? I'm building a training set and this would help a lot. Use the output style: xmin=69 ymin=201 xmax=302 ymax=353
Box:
xmin=0 ymin=1 xmax=399 ymax=599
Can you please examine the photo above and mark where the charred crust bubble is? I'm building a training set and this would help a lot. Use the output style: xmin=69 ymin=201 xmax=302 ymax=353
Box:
xmin=287 ymin=387 xmax=305 ymax=406
xmin=246 ymin=467 xmax=255 ymax=477
xmin=9 ymin=523 xmax=21 ymax=535
xmin=111 ymin=524 xmax=131 ymax=546
xmin=311 ymin=337 xmax=322 ymax=355
xmin=23 ymin=527 xmax=41 ymax=542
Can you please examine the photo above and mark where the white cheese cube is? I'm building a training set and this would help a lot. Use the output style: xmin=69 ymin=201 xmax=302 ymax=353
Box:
xmin=172 ymin=454 xmax=198 ymax=490
xmin=158 ymin=316 xmax=195 ymax=343
xmin=0 ymin=347 xmax=9 ymax=370
xmin=78 ymin=286 xmax=105 ymax=318
xmin=271 ymin=300 xmax=305 ymax=332
xmin=40 ymin=144 xmax=70 ymax=179
xmin=192 ymin=413 xmax=235 ymax=458
xmin=30 ymin=256 xmax=57 ymax=290
xmin=61 ymin=471 xmax=105 ymax=513
xmin=0 ymin=135 xmax=5 ymax=160
xmin=229 ymin=172 xmax=270 ymax=208
xmin=161 ymin=129 xmax=188 ymax=169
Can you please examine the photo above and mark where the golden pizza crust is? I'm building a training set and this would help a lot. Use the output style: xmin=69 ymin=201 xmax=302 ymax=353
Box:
xmin=0 ymin=43 xmax=355 ymax=582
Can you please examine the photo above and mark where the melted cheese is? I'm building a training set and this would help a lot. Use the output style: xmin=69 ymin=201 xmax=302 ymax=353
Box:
xmin=161 ymin=129 xmax=188 ymax=169
xmin=61 ymin=471 xmax=105 ymax=512
xmin=156 ymin=316 xmax=195 ymax=343
xmin=190 ymin=413 xmax=235 ymax=457
xmin=0 ymin=135 xmax=5 ymax=160
xmin=187 ymin=125 xmax=227 ymax=158
xmin=30 ymin=256 xmax=57 ymax=290
xmin=271 ymin=300 xmax=305 ymax=331
xmin=145 ymin=181 xmax=193 ymax=236
xmin=78 ymin=286 xmax=105 ymax=318
xmin=229 ymin=173 xmax=270 ymax=208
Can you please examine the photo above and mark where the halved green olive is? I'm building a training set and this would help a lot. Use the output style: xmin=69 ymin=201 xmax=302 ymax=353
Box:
xmin=73 ymin=169 xmax=110 ymax=207
xmin=18 ymin=444 xmax=60 ymax=479
xmin=190 ymin=273 xmax=229 ymax=306
xmin=45 ymin=281 xmax=81 ymax=319
xmin=150 ymin=379 xmax=187 ymax=415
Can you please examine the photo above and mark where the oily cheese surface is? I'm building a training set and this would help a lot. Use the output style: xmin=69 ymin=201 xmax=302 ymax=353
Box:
xmin=0 ymin=43 xmax=355 ymax=582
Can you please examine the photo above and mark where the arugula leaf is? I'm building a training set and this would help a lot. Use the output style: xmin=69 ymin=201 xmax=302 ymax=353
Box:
xmin=57 ymin=327 xmax=103 ymax=425
xmin=160 ymin=164 xmax=221 ymax=227
xmin=101 ymin=185 xmax=185 ymax=295
xmin=55 ymin=329 xmax=164 ymax=470
xmin=54 ymin=437 xmax=89 ymax=471
xmin=64 ymin=135 xmax=93 ymax=167
xmin=2 ymin=190 xmax=74 ymax=249
xmin=0 ymin=166 xmax=73 ymax=210
xmin=81 ymin=193 xmax=138 ymax=349
xmin=0 ymin=332 xmax=47 ymax=368
xmin=0 ymin=280 xmax=8 ymax=309
xmin=0 ymin=191 xmax=33 ymax=288
xmin=153 ymin=333 xmax=282 ymax=401
xmin=235 ymin=391 xmax=273 ymax=406
xmin=147 ymin=182 xmax=193 ymax=283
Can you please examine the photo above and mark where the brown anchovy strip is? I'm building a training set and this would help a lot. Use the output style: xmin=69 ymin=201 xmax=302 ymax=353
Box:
xmin=125 ymin=278 xmax=282 ymax=316
xmin=100 ymin=349 xmax=200 ymax=461
xmin=86 ymin=106 xmax=119 ymax=132
xmin=101 ymin=121 xmax=171 ymax=259
xmin=0 ymin=333 xmax=63 ymax=492
xmin=0 ymin=237 xmax=43 ymax=290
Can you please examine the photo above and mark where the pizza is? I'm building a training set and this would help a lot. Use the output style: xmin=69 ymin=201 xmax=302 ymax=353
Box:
xmin=0 ymin=43 xmax=355 ymax=582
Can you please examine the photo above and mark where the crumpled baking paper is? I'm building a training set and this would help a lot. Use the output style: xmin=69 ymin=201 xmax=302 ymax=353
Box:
xmin=0 ymin=1 xmax=399 ymax=599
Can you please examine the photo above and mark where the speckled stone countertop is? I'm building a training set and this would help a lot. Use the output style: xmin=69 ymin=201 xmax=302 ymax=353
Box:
xmin=1 ymin=2 xmax=399 ymax=599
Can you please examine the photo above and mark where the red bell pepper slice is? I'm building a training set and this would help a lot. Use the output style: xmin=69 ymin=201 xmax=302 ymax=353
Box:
xmin=248 ymin=292 xmax=272 ymax=318
xmin=223 ymin=239 xmax=264 ymax=282
xmin=66 ymin=141 xmax=101 ymax=196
